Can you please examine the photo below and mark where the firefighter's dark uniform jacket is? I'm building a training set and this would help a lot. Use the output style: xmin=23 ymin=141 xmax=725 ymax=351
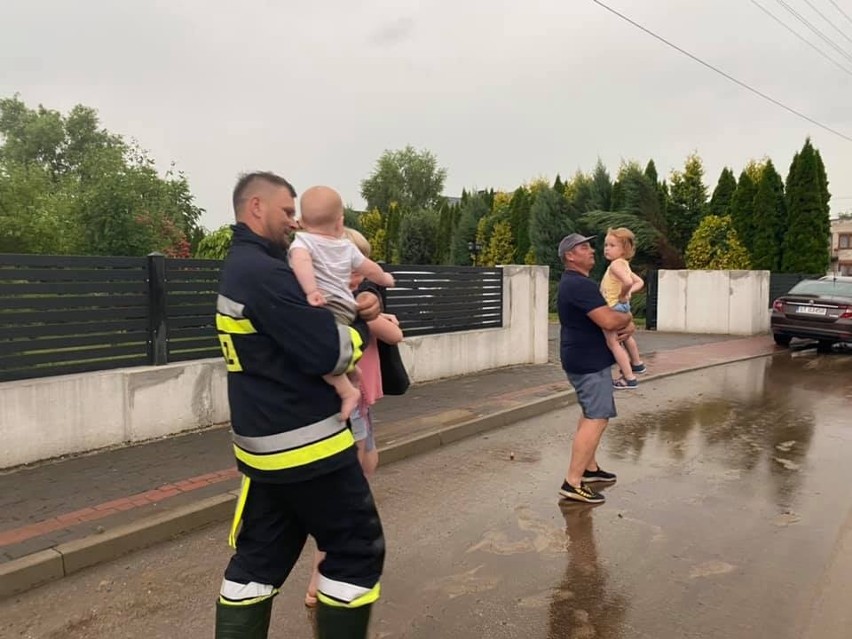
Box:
xmin=216 ymin=223 xmax=366 ymax=483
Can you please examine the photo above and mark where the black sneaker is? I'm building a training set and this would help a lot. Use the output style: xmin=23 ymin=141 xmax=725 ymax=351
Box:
xmin=583 ymin=466 xmax=617 ymax=483
xmin=559 ymin=481 xmax=605 ymax=504
xmin=631 ymin=362 xmax=647 ymax=374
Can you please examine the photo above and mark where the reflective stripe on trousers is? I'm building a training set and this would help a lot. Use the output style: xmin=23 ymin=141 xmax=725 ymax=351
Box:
xmin=316 ymin=575 xmax=381 ymax=608
xmin=218 ymin=578 xmax=277 ymax=606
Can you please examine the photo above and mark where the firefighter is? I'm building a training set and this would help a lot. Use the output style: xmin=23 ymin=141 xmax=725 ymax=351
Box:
xmin=214 ymin=172 xmax=385 ymax=638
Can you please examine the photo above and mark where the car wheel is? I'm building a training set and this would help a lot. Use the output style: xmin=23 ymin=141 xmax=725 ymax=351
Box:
xmin=817 ymin=339 xmax=836 ymax=353
xmin=773 ymin=333 xmax=792 ymax=347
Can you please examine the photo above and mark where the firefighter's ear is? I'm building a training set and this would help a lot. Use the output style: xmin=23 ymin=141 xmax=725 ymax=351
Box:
xmin=247 ymin=195 xmax=263 ymax=220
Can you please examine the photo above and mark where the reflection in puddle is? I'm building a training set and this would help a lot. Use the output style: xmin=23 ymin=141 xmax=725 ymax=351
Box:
xmin=547 ymin=503 xmax=627 ymax=639
xmin=605 ymin=356 xmax=826 ymax=510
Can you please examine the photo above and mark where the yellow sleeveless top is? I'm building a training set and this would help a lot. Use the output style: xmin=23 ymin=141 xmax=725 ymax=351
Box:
xmin=600 ymin=258 xmax=632 ymax=307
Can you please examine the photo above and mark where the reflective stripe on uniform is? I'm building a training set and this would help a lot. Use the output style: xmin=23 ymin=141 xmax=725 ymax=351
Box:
xmin=346 ymin=326 xmax=364 ymax=373
xmin=217 ymin=294 xmax=246 ymax=318
xmin=316 ymin=575 xmax=381 ymax=608
xmin=216 ymin=313 xmax=257 ymax=335
xmin=219 ymin=578 xmax=277 ymax=606
xmin=231 ymin=415 xmax=341 ymax=453
xmin=228 ymin=475 xmax=251 ymax=548
xmin=233 ymin=428 xmax=354 ymax=471
xmin=332 ymin=324 xmax=354 ymax=376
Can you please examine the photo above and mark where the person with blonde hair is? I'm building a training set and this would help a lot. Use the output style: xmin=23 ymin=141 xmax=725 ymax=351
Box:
xmin=600 ymin=227 xmax=646 ymax=389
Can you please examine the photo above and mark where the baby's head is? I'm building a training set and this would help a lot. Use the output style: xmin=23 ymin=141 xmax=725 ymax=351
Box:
xmin=604 ymin=227 xmax=636 ymax=261
xmin=299 ymin=186 xmax=344 ymax=235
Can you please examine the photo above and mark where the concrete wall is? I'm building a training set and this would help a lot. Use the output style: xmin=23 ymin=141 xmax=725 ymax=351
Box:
xmin=399 ymin=265 xmax=549 ymax=381
xmin=0 ymin=266 xmax=548 ymax=469
xmin=657 ymin=269 xmax=770 ymax=335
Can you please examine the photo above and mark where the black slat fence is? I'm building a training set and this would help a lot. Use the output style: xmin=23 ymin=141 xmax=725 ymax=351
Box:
xmin=0 ymin=254 xmax=150 ymax=382
xmin=0 ymin=254 xmax=505 ymax=382
xmin=385 ymin=265 xmax=503 ymax=336
xmin=164 ymin=258 xmax=221 ymax=362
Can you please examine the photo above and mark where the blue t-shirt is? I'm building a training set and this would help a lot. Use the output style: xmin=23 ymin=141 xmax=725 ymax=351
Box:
xmin=558 ymin=269 xmax=615 ymax=374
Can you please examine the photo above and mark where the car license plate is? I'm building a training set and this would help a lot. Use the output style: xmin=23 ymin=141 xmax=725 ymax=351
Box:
xmin=797 ymin=305 xmax=827 ymax=316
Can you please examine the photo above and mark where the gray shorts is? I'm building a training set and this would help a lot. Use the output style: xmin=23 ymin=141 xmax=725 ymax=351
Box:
xmin=566 ymin=368 xmax=617 ymax=420
xmin=349 ymin=405 xmax=376 ymax=452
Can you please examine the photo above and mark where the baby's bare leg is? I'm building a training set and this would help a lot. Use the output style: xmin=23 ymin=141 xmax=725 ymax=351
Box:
xmin=322 ymin=372 xmax=361 ymax=421
xmin=624 ymin=335 xmax=642 ymax=366
xmin=604 ymin=329 xmax=635 ymax=381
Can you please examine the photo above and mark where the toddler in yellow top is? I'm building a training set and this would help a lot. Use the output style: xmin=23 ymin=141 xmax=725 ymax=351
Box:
xmin=601 ymin=227 xmax=646 ymax=389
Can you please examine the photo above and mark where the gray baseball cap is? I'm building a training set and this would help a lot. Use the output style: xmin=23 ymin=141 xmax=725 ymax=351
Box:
xmin=557 ymin=233 xmax=596 ymax=257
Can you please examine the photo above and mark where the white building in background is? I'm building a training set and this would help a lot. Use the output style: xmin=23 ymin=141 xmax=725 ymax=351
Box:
xmin=830 ymin=218 xmax=852 ymax=276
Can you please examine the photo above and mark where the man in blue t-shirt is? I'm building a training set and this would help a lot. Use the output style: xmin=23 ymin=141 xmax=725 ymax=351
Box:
xmin=557 ymin=233 xmax=635 ymax=504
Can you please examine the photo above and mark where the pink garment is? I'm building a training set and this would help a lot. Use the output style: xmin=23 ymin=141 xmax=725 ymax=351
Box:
xmin=358 ymin=335 xmax=383 ymax=407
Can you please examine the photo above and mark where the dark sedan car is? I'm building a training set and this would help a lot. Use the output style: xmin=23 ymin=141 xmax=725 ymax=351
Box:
xmin=771 ymin=276 xmax=852 ymax=351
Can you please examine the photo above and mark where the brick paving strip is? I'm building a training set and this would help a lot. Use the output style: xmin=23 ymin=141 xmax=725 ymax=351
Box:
xmin=0 ymin=335 xmax=778 ymax=598
xmin=0 ymin=469 xmax=239 ymax=548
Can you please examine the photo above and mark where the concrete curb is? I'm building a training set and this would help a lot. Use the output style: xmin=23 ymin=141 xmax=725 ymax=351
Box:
xmin=1 ymin=347 xmax=779 ymax=599
xmin=1 ymin=493 xmax=236 ymax=599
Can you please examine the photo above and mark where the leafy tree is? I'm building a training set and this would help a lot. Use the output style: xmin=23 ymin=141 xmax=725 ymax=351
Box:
xmin=583 ymin=158 xmax=615 ymax=211
xmin=708 ymin=167 xmax=737 ymax=217
xmin=529 ymin=188 xmax=576 ymax=278
xmin=782 ymin=139 xmax=831 ymax=273
xmin=0 ymin=95 xmax=203 ymax=256
xmin=507 ymin=187 xmax=532 ymax=263
xmin=195 ymin=225 xmax=233 ymax=259
xmin=604 ymin=162 xmax=681 ymax=268
xmin=564 ymin=171 xmax=593 ymax=216
xmin=491 ymin=191 xmax=512 ymax=216
xmin=343 ymin=207 xmax=362 ymax=231
xmin=685 ymin=215 xmax=750 ymax=269
xmin=358 ymin=209 xmax=386 ymax=261
xmin=450 ymin=194 xmax=490 ymax=265
xmin=360 ymin=145 xmax=447 ymax=215
xmin=552 ymin=174 xmax=564 ymax=194
xmin=383 ymin=202 xmax=404 ymax=262
xmin=729 ymin=169 xmax=757 ymax=256
xmin=750 ymin=160 xmax=786 ymax=270
xmin=666 ymin=153 xmax=708 ymax=254
xmin=814 ymin=148 xmax=832 ymax=241
xmin=485 ymin=221 xmax=515 ymax=265
xmin=435 ymin=200 xmax=458 ymax=264
xmin=523 ymin=177 xmax=551 ymax=198
xmin=644 ymin=159 xmax=658 ymax=185
xmin=398 ymin=209 xmax=439 ymax=264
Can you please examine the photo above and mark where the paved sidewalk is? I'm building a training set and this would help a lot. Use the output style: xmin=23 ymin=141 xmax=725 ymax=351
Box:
xmin=0 ymin=330 xmax=773 ymax=575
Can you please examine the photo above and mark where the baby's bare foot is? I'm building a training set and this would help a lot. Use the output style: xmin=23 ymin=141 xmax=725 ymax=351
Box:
xmin=339 ymin=386 xmax=361 ymax=421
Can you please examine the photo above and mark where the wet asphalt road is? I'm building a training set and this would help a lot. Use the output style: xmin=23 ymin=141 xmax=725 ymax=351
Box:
xmin=2 ymin=349 xmax=851 ymax=639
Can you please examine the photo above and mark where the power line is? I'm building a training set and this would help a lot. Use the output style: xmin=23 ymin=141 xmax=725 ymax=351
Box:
xmin=773 ymin=0 xmax=852 ymax=65
xmin=826 ymin=0 xmax=852 ymax=29
xmin=750 ymin=0 xmax=852 ymax=77
xmin=589 ymin=0 xmax=852 ymax=143
xmin=800 ymin=0 xmax=852 ymax=46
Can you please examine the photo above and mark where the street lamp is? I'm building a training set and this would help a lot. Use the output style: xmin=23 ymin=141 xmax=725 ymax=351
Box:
xmin=467 ymin=240 xmax=481 ymax=266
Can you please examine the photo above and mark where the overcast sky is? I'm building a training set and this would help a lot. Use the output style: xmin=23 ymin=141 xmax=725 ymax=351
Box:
xmin=3 ymin=0 xmax=852 ymax=229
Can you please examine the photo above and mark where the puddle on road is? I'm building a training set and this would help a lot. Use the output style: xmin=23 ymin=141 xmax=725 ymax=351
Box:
xmin=379 ymin=352 xmax=852 ymax=639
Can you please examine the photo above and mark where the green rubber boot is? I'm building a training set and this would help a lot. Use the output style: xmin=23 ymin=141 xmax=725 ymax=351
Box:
xmin=215 ymin=597 xmax=273 ymax=639
xmin=315 ymin=603 xmax=372 ymax=639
